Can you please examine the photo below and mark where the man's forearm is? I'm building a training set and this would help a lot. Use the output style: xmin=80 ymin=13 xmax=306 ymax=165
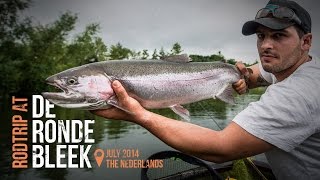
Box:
xmin=135 ymin=110 xmax=228 ymax=162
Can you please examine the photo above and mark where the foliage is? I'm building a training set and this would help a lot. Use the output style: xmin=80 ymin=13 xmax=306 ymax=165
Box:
xmin=158 ymin=47 xmax=167 ymax=60
xmin=153 ymin=43 xmax=183 ymax=60
xmin=129 ymin=50 xmax=140 ymax=59
xmin=0 ymin=0 xmax=31 ymax=41
xmin=151 ymin=49 xmax=158 ymax=59
xmin=0 ymin=2 xmax=108 ymax=94
xmin=227 ymin=58 xmax=237 ymax=65
xmin=141 ymin=49 xmax=149 ymax=59
xmin=66 ymin=23 xmax=108 ymax=65
xmin=109 ymin=42 xmax=131 ymax=60
xmin=170 ymin=42 xmax=183 ymax=55
xmin=189 ymin=53 xmax=224 ymax=62
xmin=221 ymin=159 xmax=276 ymax=180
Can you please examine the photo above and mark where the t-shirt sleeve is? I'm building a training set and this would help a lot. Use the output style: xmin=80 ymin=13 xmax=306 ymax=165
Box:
xmin=233 ymin=83 xmax=316 ymax=152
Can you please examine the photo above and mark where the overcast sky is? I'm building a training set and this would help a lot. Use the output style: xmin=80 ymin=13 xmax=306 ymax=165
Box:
xmin=22 ymin=0 xmax=320 ymax=63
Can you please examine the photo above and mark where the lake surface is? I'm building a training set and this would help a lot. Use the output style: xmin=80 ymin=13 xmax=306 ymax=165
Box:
xmin=0 ymin=89 xmax=265 ymax=180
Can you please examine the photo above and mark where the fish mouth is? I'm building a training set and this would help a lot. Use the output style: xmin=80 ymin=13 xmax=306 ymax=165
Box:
xmin=42 ymin=81 xmax=108 ymax=109
xmin=42 ymin=81 xmax=87 ymax=107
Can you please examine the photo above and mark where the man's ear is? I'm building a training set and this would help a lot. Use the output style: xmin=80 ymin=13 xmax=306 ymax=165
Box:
xmin=301 ymin=33 xmax=312 ymax=51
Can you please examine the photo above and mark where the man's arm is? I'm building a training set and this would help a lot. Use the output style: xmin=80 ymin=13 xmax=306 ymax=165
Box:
xmin=92 ymin=81 xmax=273 ymax=163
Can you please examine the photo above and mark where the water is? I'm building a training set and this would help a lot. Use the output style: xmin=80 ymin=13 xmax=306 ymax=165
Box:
xmin=0 ymin=89 xmax=265 ymax=180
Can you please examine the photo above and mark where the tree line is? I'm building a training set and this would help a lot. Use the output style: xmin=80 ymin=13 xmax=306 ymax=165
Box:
xmin=0 ymin=0 xmax=257 ymax=94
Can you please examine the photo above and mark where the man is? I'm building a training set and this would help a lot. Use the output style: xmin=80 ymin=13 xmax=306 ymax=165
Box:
xmin=92 ymin=0 xmax=320 ymax=179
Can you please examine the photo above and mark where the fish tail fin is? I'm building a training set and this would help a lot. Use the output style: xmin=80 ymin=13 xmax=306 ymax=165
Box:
xmin=170 ymin=104 xmax=191 ymax=121
xmin=216 ymin=84 xmax=235 ymax=104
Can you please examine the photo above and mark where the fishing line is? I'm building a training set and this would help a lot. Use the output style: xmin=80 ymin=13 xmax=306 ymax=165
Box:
xmin=198 ymin=100 xmax=269 ymax=180
xmin=198 ymin=102 xmax=223 ymax=130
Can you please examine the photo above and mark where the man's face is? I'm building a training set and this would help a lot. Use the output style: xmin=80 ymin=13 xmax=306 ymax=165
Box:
xmin=256 ymin=26 xmax=303 ymax=74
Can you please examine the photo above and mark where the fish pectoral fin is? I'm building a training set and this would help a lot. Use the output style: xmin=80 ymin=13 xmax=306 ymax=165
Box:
xmin=170 ymin=104 xmax=191 ymax=121
xmin=215 ymin=84 xmax=235 ymax=105
xmin=107 ymin=96 xmax=135 ymax=115
xmin=162 ymin=54 xmax=191 ymax=63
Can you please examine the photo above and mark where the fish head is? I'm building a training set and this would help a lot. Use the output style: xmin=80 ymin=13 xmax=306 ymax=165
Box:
xmin=42 ymin=64 xmax=114 ymax=109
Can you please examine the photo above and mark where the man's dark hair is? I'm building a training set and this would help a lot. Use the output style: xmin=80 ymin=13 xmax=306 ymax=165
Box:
xmin=293 ymin=25 xmax=306 ymax=38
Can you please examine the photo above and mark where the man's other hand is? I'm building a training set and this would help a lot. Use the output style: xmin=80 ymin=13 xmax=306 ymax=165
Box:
xmin=233 ymin=61 xmax=250 ymax=94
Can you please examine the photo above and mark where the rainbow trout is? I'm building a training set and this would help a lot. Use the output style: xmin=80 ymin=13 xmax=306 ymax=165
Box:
xmin=42 ymin=55 xmax=240 ymax=121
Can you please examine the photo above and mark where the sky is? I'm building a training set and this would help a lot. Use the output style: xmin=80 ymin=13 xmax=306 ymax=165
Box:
xmin=22 ymin=0 xmax=320 ymax=64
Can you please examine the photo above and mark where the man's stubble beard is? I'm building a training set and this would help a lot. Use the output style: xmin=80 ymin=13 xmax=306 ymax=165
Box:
xmin=262 ymin=44 xmax=302 ymax=74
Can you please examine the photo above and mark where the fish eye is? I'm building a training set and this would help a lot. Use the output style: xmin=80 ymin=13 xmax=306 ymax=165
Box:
xmin=67 ymin=78 xmax=77 ymax=85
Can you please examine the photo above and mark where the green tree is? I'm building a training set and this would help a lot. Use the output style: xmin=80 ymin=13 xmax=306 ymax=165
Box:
xmin=152 ymin=49 xmax=158 ymax=59
xmin=189 ymin=53 xmax=225 ymax=62
xmin=170 ymin=42 xmax=183 ymax=55
xmin=227 ymin=59 xmax=237 ymax=65
xmin=18 ymin=12 xmax=79 ymax=93
xmin=0 ymin=12 xmax=79 ymax=93
xmin=0 ymin=0 xmax=31 ymax=41
xmin=129 ymin=50 xmax=141 ymax=59
xmin=109 ymin=42 xmax=131 ymax=60
xmin=141 ymin=49 xmax=149 ymax=59
xmin=66 ymin=23 xmax=107 ymax=65
xmin=0 ymin=0 xmax=32 ymax=93
xmin=159 ymin=47 xmax=167 ymax=59
xmin=0 ymin=9 xmax=108 ymax=94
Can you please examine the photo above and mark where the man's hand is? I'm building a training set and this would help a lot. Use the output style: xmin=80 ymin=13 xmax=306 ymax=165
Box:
xmin=233 ymin=62 xmax=250 ymax=94
xmin=90 ymin=80 xmax=148 ymax=122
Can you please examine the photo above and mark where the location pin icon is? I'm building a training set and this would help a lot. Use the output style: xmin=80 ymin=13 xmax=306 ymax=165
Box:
xmin=94 ymin=149 xmax=104 ymax=167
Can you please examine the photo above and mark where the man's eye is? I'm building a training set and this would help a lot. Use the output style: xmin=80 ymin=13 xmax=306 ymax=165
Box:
xmin=257 ymin=33 xmax=264 ymax=39
xmin=273 ymin=33 xmax=284 ymax=39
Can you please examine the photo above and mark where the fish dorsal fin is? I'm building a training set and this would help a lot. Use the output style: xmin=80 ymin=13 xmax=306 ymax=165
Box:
xmin=215 ymin=84 xmax=235 ymax=104
xmin=162 ymin=54 xmax=191 ymax=63
xmin=170 ymin=104 xmax=190 ymax=121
